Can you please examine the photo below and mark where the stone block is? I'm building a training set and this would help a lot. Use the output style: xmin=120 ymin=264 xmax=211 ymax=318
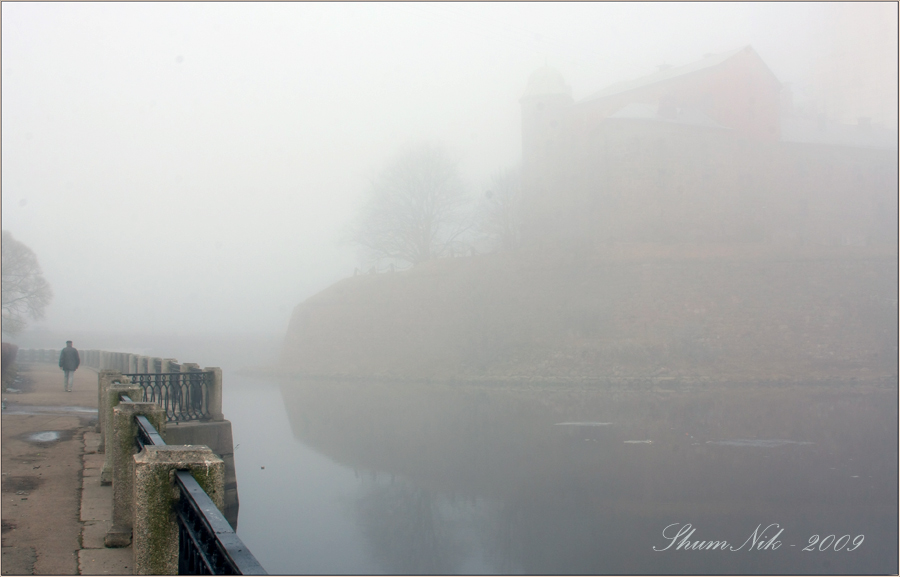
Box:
xmin=162 ymin=419 xmax=239 ymax=528
xmin=80 ymin=497 xmax=112 ymax=522
xmin=101 ymin=384 xmax=143 ymax=485
xmin=81 ymin=477 xmax=111 ymax=502
xmin=81 ymin=520 xmax=111 ymax=549
xmin=106 ymin=400 xmax=165 ymax=548
xmin=97 ymin=370 xmax=124 ymax=439
xmin=84 ymin=454 xmax=104 ymax=469
xmin=132 ymin=445 xmax=224 ymax=575
xmin=162 ymin=420 xmax=233 ymax=455
xmin=78 ymin=546 xmax=133 ymax=575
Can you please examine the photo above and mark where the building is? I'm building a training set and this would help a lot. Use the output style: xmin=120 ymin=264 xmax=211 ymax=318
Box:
xmin=520 ymin=47 xmax=898 ymax=249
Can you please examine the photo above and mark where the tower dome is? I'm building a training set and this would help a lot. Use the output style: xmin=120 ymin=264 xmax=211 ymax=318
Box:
xmin=521 ymin=66 xmax=572 ymax=100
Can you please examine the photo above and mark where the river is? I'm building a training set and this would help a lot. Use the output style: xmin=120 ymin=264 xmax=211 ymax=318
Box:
xmin=222 ymin=374 xmax=897 ymax=574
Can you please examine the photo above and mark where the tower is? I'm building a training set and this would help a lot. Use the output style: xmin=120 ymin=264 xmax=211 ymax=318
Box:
xmin=520 ymin=66 xmax=574 ymax=246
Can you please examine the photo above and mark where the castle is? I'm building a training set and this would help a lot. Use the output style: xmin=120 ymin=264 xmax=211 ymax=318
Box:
xmin=519 ymin=46 xmax=898 ymax=250
xmin=279 ymin=47 xmax=898 ymax=382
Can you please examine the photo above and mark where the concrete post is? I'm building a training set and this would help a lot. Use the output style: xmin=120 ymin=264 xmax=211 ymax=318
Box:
xmin=104 ymin=399 xmax=166 ymax=548
xmin=96 ymin=370 xmax=125 ymax=440
xmin=204 ymin=367 xmax=224 ymax=421
xmin=132 ymin=446 xmax=225 ymax=575
xmin=100 ymin=382 xmax=141 ymax=484
xmin=161 ymin=358 xmax=177 ymax=374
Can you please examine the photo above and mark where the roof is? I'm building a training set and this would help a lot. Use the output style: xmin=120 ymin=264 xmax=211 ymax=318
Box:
xmin=580 ymin=46 xmax=760 ymax=103
xmin=606 ymin=102 xmax=729 ymax=129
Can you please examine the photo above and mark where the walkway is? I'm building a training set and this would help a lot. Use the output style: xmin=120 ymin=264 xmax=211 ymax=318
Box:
xmin=2 ymin=362 xmax=130 ymax=575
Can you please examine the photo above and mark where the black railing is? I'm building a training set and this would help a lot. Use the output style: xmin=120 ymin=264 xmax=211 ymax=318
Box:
xmin=121 ymin=394 xmax=266 ymax=575
xmin=126 ymin=372 xmax=211 ymax=422
xmin=175 ymin=471 xmax=266 ymax=575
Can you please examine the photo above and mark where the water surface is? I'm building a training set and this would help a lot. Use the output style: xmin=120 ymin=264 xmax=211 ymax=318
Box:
xmin=224 ymin=376 xmax=897 ymax=574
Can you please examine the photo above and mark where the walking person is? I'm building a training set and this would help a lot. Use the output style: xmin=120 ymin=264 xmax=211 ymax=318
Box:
xmin=59 ymin=340 xmax=80 ymax=392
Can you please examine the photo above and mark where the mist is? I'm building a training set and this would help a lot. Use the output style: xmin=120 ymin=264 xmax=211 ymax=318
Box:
xmin=4 ymin=4 xmax=897 ymax=575
xmin=3 ymin=2 xmax=885 ymax=342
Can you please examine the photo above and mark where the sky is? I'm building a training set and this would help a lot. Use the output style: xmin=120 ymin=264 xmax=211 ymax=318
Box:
xmin=1 ymin=2 xmax=893 ymax=339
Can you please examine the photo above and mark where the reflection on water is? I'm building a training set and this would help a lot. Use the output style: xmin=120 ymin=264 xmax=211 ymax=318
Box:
xmin=226 ymin=377 xmax=897 ymax=574
xmin=356 ymin=478 xmax=487 ymax=574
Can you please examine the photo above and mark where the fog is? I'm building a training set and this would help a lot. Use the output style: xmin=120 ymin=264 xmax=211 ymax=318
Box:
xmin=0 ymin=2 xmax=872 ymax=340
xmin=4 ymin=4 xmax=897 ymax=574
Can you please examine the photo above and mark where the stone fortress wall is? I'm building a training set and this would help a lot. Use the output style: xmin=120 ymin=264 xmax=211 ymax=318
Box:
xmin=280 ymin=244 xmax=897 ymax=384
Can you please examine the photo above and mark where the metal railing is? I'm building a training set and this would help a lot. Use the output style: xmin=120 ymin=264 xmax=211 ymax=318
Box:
xmin=126 ymin=372 xmax=211 ymax=422
xmin=174 ymin=470 xmax=266 ymax=575
xmin=125 ymin=395 xmax=266 ymax=575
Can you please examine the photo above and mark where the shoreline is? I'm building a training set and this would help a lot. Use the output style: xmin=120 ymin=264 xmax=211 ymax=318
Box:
xmin=237 ymin=365 xmax=899 ymax=389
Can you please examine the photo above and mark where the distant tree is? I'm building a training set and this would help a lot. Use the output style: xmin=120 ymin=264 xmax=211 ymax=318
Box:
xmin=479 ymin=166 xmax=522 ymax=252
xmin=353 ymin=142 xmax=471 ymax=267
xmin=1 ymin=231 xmax=53 ymax=337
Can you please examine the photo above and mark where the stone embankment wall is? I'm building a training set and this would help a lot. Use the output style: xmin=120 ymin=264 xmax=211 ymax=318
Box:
xmin=17 ymin=347 xmax=241 ymax=527
xmin=281 ymin=244 xmax=898 ymax=384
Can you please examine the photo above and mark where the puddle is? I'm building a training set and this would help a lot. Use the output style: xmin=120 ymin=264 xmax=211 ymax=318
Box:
xmin=705 ymin=439 xmax=814 ymax=448
xmin=28 ymin=431 xmax=60 ymax=442
xmin=20 ymin=429 xmax=75 ymax=444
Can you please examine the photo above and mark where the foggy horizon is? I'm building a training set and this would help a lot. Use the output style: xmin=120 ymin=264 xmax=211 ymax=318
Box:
xmin=4 ymin=2 xmax=894 ymax=339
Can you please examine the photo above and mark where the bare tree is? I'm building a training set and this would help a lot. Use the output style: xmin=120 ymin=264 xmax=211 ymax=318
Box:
xmin=2 ymin=231 xmax=53 ymax=337
xmin=479 ymin=166 xmax=522 ymax=252
xmin=353 ymin=143 xmax=471 ymax=267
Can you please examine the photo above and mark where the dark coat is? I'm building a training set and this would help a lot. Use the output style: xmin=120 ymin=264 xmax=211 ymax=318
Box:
xmin=59 ymin=346 xmax=80 ymax=371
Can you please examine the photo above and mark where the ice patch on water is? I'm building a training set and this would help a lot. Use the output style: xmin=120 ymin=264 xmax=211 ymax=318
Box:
xmin=554 ymin=422 xmax=613 ymax=426
xmin=706 ymin=439 xmax=813 ymax=448
xmin=623 ymin=440 xmax=652 ymax=444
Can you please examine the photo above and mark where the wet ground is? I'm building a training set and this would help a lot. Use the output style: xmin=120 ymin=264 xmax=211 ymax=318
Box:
xmin=1 ymin=363 xmax=131 ymax=575
xmin=1 ymin=364 xmax=96 ymax=575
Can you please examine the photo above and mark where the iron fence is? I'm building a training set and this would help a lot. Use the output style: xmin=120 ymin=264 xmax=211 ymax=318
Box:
xmin=175 ymin=470 xmax=267 ymax=575
xmin=124 ymin=394 xmax=266 ymax=575
xmin=125 ymin=372 xmax=211 ymax=422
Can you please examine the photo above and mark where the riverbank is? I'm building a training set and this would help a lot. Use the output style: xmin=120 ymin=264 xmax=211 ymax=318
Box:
xmin=1 ymin=363 xmax=130 ymax=575
xmin=240 ymin=364 xmax=898 ymax=390
xmin=280 ymin=244 xmax=898 ymax=382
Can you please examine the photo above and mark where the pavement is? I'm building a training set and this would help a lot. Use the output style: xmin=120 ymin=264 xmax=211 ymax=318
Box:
xmin=2 ymin=362 xmax=131 ymax=575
